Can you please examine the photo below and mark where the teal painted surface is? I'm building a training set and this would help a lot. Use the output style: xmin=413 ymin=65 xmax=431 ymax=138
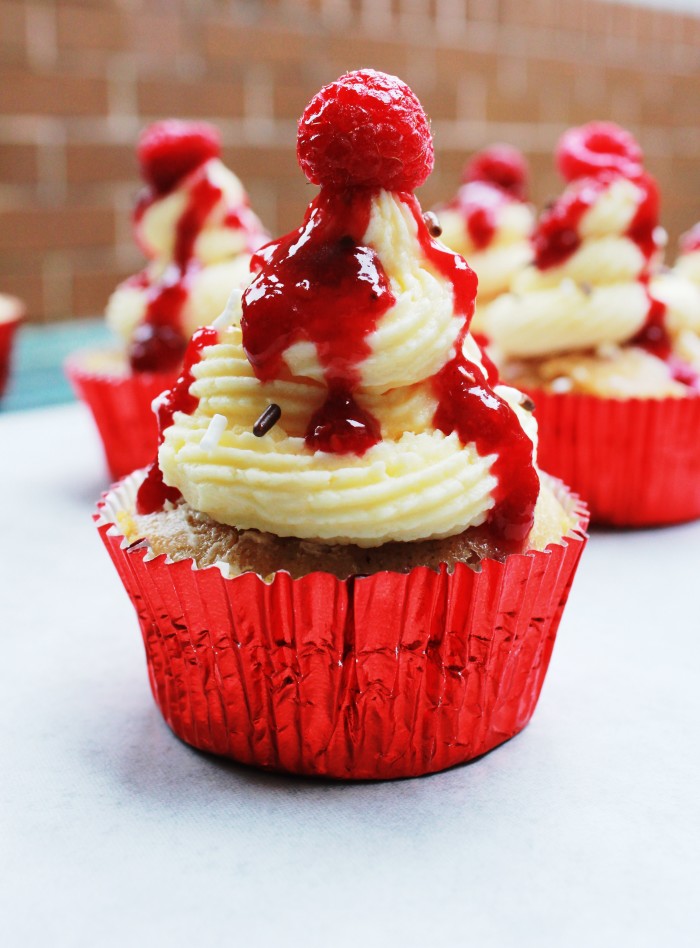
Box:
xmin=1 ymin=318 xmax=112 ymax=412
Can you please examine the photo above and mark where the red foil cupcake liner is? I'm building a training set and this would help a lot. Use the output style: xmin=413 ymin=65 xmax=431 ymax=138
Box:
xmin=527 ymin=389 xmax=700 ymax=526
xmin=0 ymin=306 xmax=23 ymax=397
xmin=66 ymin=353 xmax=177 ymax=479
xmin=96 ymin=473 xmax=588 ymax=780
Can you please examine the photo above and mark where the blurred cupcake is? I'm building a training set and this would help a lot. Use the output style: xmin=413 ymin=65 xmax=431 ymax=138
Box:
xmin=434 ymin=145 xmax=534 ymax=335
xmin=667 ymin=223 xmax=700 ymax=371
xmin=484 ymin=122 xmax=700 ymax=526
xmin=97 ymin=71 xmax=587 ymax=780
xmin=67 ymin=120 xmax=267 ymax=479
xmin=0 ymin=293 xmax=23 ymax=398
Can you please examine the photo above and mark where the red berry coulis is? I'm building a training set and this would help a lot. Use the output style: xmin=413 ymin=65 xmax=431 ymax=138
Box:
xmin=136 ymin=326 xmax=219 ymax=514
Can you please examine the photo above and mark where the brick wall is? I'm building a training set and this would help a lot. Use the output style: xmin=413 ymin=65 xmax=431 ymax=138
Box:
xmin=1 ymin=0 xmax=699 ymax=322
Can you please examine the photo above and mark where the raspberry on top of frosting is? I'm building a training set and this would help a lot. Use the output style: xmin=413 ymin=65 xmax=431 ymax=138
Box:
xmin=143 ymin=71 xmax=541 ymax=551
xmin=484 ymin=121 xmax=700 ymax=378
xmin=106 ymin=119 xmax=266 ymax=373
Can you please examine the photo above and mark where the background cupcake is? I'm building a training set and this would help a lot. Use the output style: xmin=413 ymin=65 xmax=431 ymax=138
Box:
xmin=67 ymin=120 xmax=267 ymax=480
xmin=98 ymin=70 xmax=588 ymax=781
xmin=434 ymin=145 xmax=534 ymax=336
xmin=483 ymin=122 xmax=700 ymax=526
xmin=0 ymin=293 xmax=23 ymax=398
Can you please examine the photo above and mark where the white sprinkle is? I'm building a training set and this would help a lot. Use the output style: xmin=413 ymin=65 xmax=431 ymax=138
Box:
xmin=200 ymin=413 xmax=227 ymax=452
xmin=654 ymin=226 xmax=668 ymax=249
xmin=212 ymin=288 xmax=243 ymax=330
xmin=550 ymin=376 xmax=573 ymax=393
xmin=561 ymin=278 xmax=577 ymax=296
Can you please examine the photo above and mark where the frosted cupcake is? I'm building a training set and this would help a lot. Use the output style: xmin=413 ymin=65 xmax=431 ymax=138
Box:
xmin=484 ymin=122 xmax=700 ymax=526
xmin=435 ymin=145 xmax=534 ymax=335
xmin=97 ymin=71 xmax=588 ymax=780
xmin=0 ymin=293 xmax=23 ymax=398
xmin=667 ymin=223 xmax=700 ymax=372
xmin=67 ymin=120 xmax=266 ymax=479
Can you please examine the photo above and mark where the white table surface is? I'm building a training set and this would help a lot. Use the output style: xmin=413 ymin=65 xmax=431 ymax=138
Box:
xmin=2 ymin=402 xmax=699 ymax=948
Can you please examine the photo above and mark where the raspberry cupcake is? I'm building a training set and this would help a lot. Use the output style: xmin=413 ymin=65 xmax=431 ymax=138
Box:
xmin=0 ymin=293 xmax=23 ymax=398
xmin=484 ymin=122 xmax=700 ymax=526
xmin=434 ymin=145 xmax=534 ymax=335
xmin=97 ymin=71 xmax=588 ymax=780
xmin=67 ymin=120 xmax=267 ymax=479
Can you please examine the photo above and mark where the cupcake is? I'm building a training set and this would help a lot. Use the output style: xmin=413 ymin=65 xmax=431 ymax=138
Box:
xmin=0 ymin=293 xmax=23 ymax=398
xmin=96 ymin=71 xmax=588 ymax=780
xmin=67 ymin=120 xmax=267 ymax=479
xmin=434 ymin=145 xmax=534 ymax=335
xmin=484 ymin=122 xmax=700 ymax=526
xmin=668 ymin=223 xmax=700 ymax=372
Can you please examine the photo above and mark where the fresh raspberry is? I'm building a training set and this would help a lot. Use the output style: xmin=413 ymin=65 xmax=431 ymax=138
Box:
xmin=137 ymin=120 xmax=221 ymax=194
xmin=556 ymin=121 xmax=643 ymax=183
xmin=463 ymin=145 xmax=529 ymax=200
xmin=297 ymin=69 xmax=434 ymax=191
xmin=128 ymin=322 xmax=187 ymax=373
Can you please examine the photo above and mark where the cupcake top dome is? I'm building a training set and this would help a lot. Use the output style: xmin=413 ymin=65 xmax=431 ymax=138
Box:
xmin=141 ymin=70 xmax=542 ymax=551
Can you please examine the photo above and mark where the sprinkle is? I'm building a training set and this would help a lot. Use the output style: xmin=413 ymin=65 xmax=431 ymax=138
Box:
xmin=253 ymin=403 xmax=282 ymax=437
xmin=200 ymin=413 xmax=227 ymax=451
xmin=520 ymin=396 xmax=536 ymax=413
xmin=423 ymin=211 xmax=442 ymax=237
xmin=212 ymin=287 xmax=243 ymax=330
xmin=579 ymin=281 xmax=593 ymax=296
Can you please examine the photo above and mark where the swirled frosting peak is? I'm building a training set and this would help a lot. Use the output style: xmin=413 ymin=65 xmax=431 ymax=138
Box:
xmin=106 ymin=120 xmax=266 ymax=372
xmin=486 ymin=122 xmax=675 ymax=361
xmin=436 ymin=145 xmax=534 ymax=306
xmin=141 ymin=71 xmax=541 ymax=550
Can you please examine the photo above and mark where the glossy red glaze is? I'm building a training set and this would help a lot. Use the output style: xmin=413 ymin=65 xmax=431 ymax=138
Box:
xmin=533 ymin=172 xmax=659 ymax=272
xmin=128 ymin=170 xmax=223 ymax=372
xmin=136 ymin=326 xmax=219 ymax=514
xmin=433 ymin=331 xmax=539 ymax=550
xmin=305 ymin=386 xmax=381 ymax=455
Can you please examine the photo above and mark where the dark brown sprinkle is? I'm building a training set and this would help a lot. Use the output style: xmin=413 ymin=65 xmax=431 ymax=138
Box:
xmin=579 ymin=281 xmax=593 ymax=296
xmin=253 ymin=403 xmax=282 ymax=437
xmin=423 ymin=211 xmax=442 ymax=237
xmin=543 ymin=199 xmax=555 ymax=212
xmin=520 ymin=396 xmax=536 ymax=413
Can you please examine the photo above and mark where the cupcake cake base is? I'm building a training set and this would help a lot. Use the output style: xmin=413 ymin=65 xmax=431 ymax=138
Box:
xmin=97 ymin=472 xmax=588 ymax=780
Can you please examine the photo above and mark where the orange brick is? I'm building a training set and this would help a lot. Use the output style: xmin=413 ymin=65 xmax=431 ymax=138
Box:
xmin=0 ymin=0 xmax=26 ymax=59
xmin=0 ymin=143 xmax=39 ymax=185
xmin=65 ymin=144 xmax=136 ymax=185
xmin=0 ymin=273 xmax=43 ymax=321
xmin=137 ymin=76 xmax=246 ymax=120
xmin=0 ymin=206 xmax=115 ymax=252
xmin=0 ymin=66 xmax=109 ymax=116
xmin=56 ymin=4 xmax=127 ymax=51
xmin=72 ymin=265 xmax=132 ymax=317
xmin=204 ymin=20 xmax=313 ymax=66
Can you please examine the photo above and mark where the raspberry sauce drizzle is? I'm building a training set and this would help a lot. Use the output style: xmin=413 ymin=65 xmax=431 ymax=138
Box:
xmin=533 ymin=172 xmax=659 ymax=272
xmin=136 ymin=326 xmax=219 ymax=514
xmin=129 ymin=169 xmax=223 ymax=372
xmin=449 ymin=180 xmax=512 ymax=251
xmin=408 ymin=196 xmax=538 ymax=547
xmin=241 ymin=187 xmax=395 ymax=454
xmin=433 ymin=331 xmax=539 ymax=551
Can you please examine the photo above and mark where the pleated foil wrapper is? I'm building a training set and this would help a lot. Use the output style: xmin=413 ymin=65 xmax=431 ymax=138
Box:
xmin=66 ymin=353 xmax=177 ymax=480
xmin=0 ymin=305 xmax=23 ymax=397
xmin=527 ymin=388 xmax=700 ymax=527
xmin=96 ymin=473 xmax=589 ymax=780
